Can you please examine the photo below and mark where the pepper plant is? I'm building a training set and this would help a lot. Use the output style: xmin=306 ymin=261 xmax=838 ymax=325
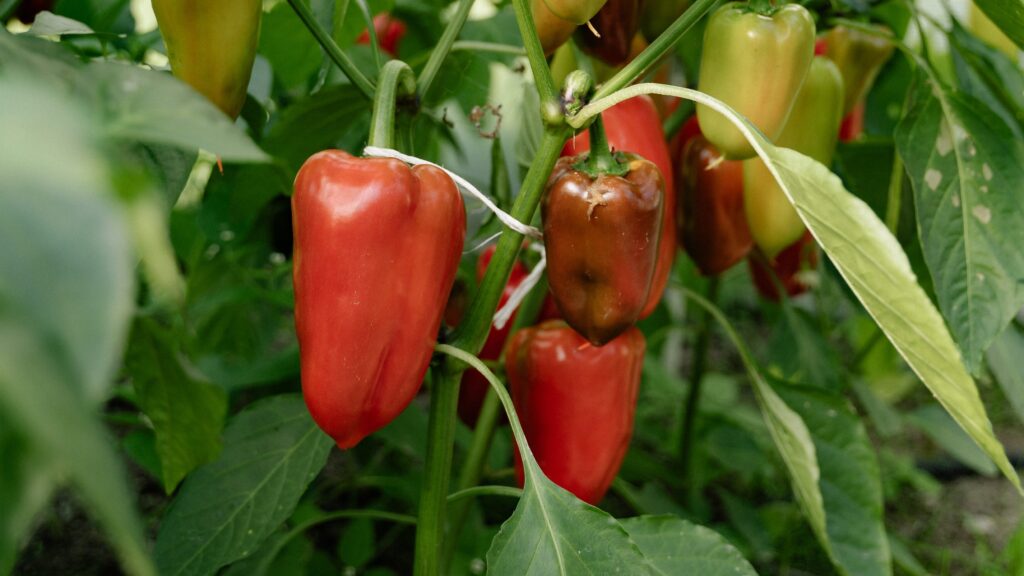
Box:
xmin=2 ymin=0 xmax=1024 ymax=575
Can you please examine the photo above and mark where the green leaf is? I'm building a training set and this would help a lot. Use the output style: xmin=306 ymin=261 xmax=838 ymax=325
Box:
xmin=28 ymin=11 xmax=95 ymax=35
xmin=0 ymin=71 xmax=134 ymax=404
xmin=0 ymin=325 xmax=155 ymax=576
xmin=895 ymin=70 xmax=1024 ymax=373
xmin=0 ymin=423 xmax=57 ymax=576
xmin=973 ymin=0 xmax=1024 ymax=51
xmin=907 ymin=404 xmax=999 ymax=476
xmin=126 ymin=319 xmax=228 ymax=493
xmin=337 ymin=517 xmax=376 ymax=568
xmin=776 ymin=382 xmax=892 ymax=576
xmin=618 ymin=515 xmax=758 ymax=575
xmin=0 ymin=31 xmax=268 ymax=162
xmin=154 ymin=396 xmax=333 ymax=576
xmin=258 ymin=0 xmax=327 ymax=91
xmin=986 ymin=322 xmax=1024 ymax=425
xmin=949 ymin=23 xmax=1024 ymax=139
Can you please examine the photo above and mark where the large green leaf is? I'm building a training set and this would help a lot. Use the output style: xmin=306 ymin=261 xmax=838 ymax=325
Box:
xmin=895 ymin=70 xmax=1024 ymax=373
xmin=126 ymin=320 xmax=228 ymax=493
xmin=154 ymin=396 xmax=333 ymax=576
xmin=619 ymin=515 xmax=758 ymax=575
xmin=973 ymin=0 xmax=1024 ymax=50
xmin=0 ymin=30 xmax=267 ymax=162
xmin=986 ymin=322 xmax=1024 ymax=425
xmin=776 ymin=382 xmax=891 ymax=576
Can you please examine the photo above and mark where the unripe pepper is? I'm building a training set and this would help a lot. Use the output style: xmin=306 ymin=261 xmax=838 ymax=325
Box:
xmin=533 ymin=0 xmax=578 ymax=55
xmin=292 ymin=151 xmax=465 ymax=449
xmin=744 ymin=56 xmax=843 ymax=258
xmin=546 ymin=118 xmax=664 ymax=346
xmin=822 ymin=25 xmax=895 ymax=116
xmin=749 ymin=231 xmax=817 ymax=301
xmin=562 ymin=96 xmax=675 ymax=319
xmin=696 ymin=2 xmax=815 ymax=160
xmin=152 ymin=0 xmax=262 ymax=119
xmin=575 ymin=0 xmax=644 ymax=66
xmin=507 ymin=321 xmax=645 ymax=505
xmin=676 ymin=133 xmax=751 ymax=276
xmin=457 ymin=246 xmax=558 ymax=426
xmin=541 ymin=0 xmax=609 ymax=25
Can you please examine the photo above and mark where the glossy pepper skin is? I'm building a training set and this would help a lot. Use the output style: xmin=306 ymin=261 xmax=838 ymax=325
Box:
xmin=575 ymin=0 xmax=644 ymax=66
xmin=676 ymin=134 xmax=752 ymax=276
xmin=744 ymin=56 xmax=843 ymax=258
xmin=541 ymin=0 xmax=608 ymax=25
xmin=563 ymin=96 xmax=675 ymax=319
xmin=696 ymin=2 xmax=815 ymax=160
xmin=292 ymin=151 xmax=465 ymax=449
xmin=822 ymin=25 xmax=894 ymax=116
xmin=749 ymin=232 xmax=817 ymax=301
xmin=507 ymin=321 xmax=644 ymax=505
xmin=457 ymin=247 xmax=559 ymax=426
xmin=543 ymin=152 xmax=663 ymax=346
xmin=533 ymin=0 xmax=578 ymax=55
xmin=152 ymin=0 xmax=261 ymax=119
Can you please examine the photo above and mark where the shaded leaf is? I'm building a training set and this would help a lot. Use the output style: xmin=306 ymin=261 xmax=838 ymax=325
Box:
xmin=619 ymin=515 xmax=758 ymax=576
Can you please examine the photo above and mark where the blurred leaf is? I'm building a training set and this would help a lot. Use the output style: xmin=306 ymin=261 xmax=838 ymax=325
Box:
xmin=865 ymin=53 xmax=912 ymax=136
xmin=154 ymin=396 xmax=333 ymax=576
xmin=119 ymin=143 xmax=197 ymax=207
xmin=950 ymin=23 xmax=1024 ymax=139
xmin=0 ymin=32 xmax=268 ymax=162
xmin=337 ymin=517 xmax=376 ymax=568
xmin=895 ymin=69 xmax=1024 ymax=373
xmin=834 ymin=140 xmax=896 ymax=220
xmin=887 ymin=534 xmax=928 ymax=576
xmin=0 ymin=72 xmax=134 ymax=404
xmin=1001 ymin=515 xmax=1024 ymax=575
xmin=0 ymin=423 xmax=57 ymax=576
xmin=776 ymin=381 xmax=891 ymax=576
xmin=195 ymin=346 xmax=299 ymax=392
xmin=258 ymin=0 xmax=327 ymax=91
xmin=121 ymin=429 xmax=164 ymax=480
xmin=972 ymin=0 xmax=1024 ymax=51
xmin=768 ymin=307 xmax=842 ymax=391
xmin=201 ymin=164 xmax=290 ymax=237
xmin=28 ymin=11 xmax=94 ymax=35
xmin=619 ymin=515 xmax=758 ymax=576
xmin=907 ymin=404 xmax=999 ymax=476
xmin=126 ymin=319 xmax=228 ymax=493
xmin=53 ymin=0 xmax=132 ymax=34
xmin=850 ymin=380 xmax=903 ymax=438
xmin=986 ymin=322 xmax=1024 ymax=425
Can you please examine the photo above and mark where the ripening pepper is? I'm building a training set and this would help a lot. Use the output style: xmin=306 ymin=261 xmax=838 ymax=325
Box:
xmin=676 ymin=132 xmax=751 ymax=276
xmin=575 ymin=0 xmax=644 ymax=66
xmin=822 ymin=25 xmax=895 ymax=116
xmin=533 ymin=0 xmax=578 ymax=55
xmin=641 ymin=0 xmax=690 ymax=41
xmin=507 ymin=321 xmax=645 ymax=505
xmin=696 ymin=2 xmax=815 ymax=160
xmin=546 ymin=126 xmax=664 ymax=346
xmin=744 ymin=56 xmax=843 ymax=258
xmin=457 ymin=246 xmax=558 ymax=426
xmin=292 ymin=151 xmax=465 ymax=449
xmin=152 ymin=0 xmax=262 ymax=119
xmin=562 ymin=96 xmax=675 ymax=319
xmin=749 ymin=231 xmax=817 ymax=301
xmin=541 ymin=0 xmax=609 ymax=25
xmin=356 ymin=14 xmax=407 ymax=57
xmin=839 ymin=101 xmax=865 ymax=142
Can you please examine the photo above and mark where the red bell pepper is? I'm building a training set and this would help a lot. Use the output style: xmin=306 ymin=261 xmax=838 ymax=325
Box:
xmin=292 ymin=151 xmax=466 ymax=448
xmin=748 ymin=231 xmax=818 ymax=301
xmin=562 ymin=95 xmax=676 ymax=319
xmin=507 ymin=321 xmax=645 ymax=505
xmin=356 ymin=14 xmax=407 ymax=57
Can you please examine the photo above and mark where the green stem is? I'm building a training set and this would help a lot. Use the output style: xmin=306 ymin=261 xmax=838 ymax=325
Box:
xmin=578 ymin=115 xmax=627 ymax=176
xmin=354 ymin=0 xmax=383 ymax=72
xmin=447 ymin=485 xmax=523 ymax=503
xmin=512 ymin=0 xmax=560 ymax=121
xmin=417 ymin=0 xmax=475 ymax=100
xmin=885 ymin=139 xmax=904 ymax=234
xmin=678 ymin=277 xmax=719 ymax=479
xmin=256 ymin=510 xmax=415 ymax=574
xmin=412 ymin=367 xmax=462 ymax=576
xmin=663 ymin=98 xmax=695 ymax=140
xmin=286 ymin=0 xmax=375 ymax=99
xmin=593 ymin=0 xmax=719 ymax=101
xmin=368 ymin=60 xmax=416 ymax=149
xmin=450 ymin=130 xmax=567 ymax=353
xmin=452 ymin=40 xmax=527 ymax=56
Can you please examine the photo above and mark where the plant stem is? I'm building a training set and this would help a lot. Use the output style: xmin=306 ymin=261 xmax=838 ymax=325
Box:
xmin=885 ymin=148 xmax=903 ymax=234
xmin=417 ymin=0 xmax=475 ymax=100
xmin=368 ymin=60 xmax=416 ymax=149
xmin=451 ymin=40 xmax=527 ymax=56
xmin=286 ymin=0 xmax=375 ymax=99
xmin=450 ymin=130 xmax=567 ymax=353
xmin=511 ymin=0 xmax=560 ymax=120
xmin=412 ymin=367 xmax=462 ymax=576
xmin=593 ymin=0 xmax=718 ymax=101
xmin=678 ymin=276 xmax=719 ymax=480
xmin=577 ymin=115 xmax=627 ymax=176
xmin=447 ymin=485 xmax=523 ymax=504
